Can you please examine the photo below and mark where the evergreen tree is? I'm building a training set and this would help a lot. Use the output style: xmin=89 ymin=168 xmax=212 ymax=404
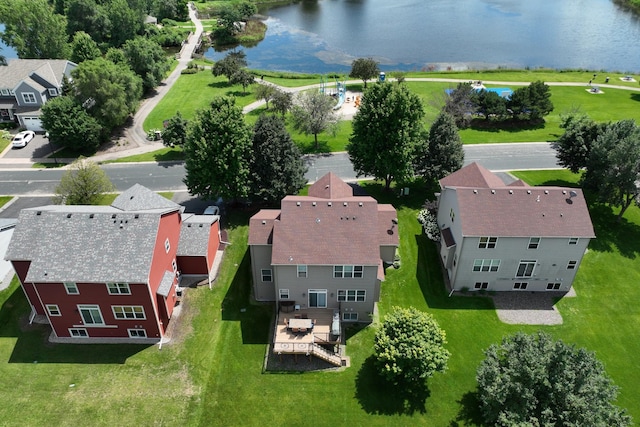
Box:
xmin=70 ymin=31 xmax=102 ymax=64
xmin=416 ymin=112 xmax=464 ymax=181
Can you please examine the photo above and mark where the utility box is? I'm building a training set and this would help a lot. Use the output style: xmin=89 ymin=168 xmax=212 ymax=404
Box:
xmin=379 ymin=72 xmax=386 ymax=82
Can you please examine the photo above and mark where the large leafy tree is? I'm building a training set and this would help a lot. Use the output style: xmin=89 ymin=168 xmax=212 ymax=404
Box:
xmin=477 ymin=332 xmax=632 ymax=427
xmin=508 ymin=80 xmax=553 ymax=120
xmin=583 ymin=119 xmax=640 ymax=221
xmin=250 ymin=115 xmax=307 ymax=204
xmin=183 ymin=96 xmax=252 ymax=201
xmin=53 ymin=158 xmax=115 ymax=205
xmin=476 ymin=89 xmax=507 ymax=120
xmin=161 ymin=111 xmax=188 ymax=147
xmin=374 ymin=306 xmax=450 ymax=386
xmin=230 ymin=68 xmax=255 ymax=95
xmin=443 ymin=82 xmax=477 ymax=128
xmin=41 ymin=96 xmax=102 ymax=153
xmin=107 ymin=0 xmax=145 ymax=47
xmin=255 ymin=84 xmax=276 ymax=110
xmin=71 ymin=58 xmax=143 ymax=131
xmin=66 ymin=0 xmax=111 ymax=45
xmin=349 ymin=57 xmax=380 ymax=88
xmin=554 ymin=112 xmax=602 ymax=173
xmin=416 ymin=112 xmax=464 ymax=181
xmin=271 ymin=89 xmax=293 ymax=117
xmin=290 ymin=90 xmax=339 ymax=150
xmin=347 ymin=81 xmax=425 ymax=190
xmin=212 ymin=50 xmax=248 ymax=84
xmin=152 ymin=0 xmax=188 ymax=21
xmin=122 ymin=36 xmax=170 ymax=92
xmin=70 ymin=31 xmax=102 ymax=64
xmin=0 ymin=0 xmax=70 ymax=59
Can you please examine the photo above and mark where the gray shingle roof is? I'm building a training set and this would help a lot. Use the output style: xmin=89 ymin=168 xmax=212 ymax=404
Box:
xmin=112 ymin=184 xmax=181 ymax=212
xmin=177 ymin=214 xmax=218 ymax=256
xmin=0 ymin=59 xmax=75 ymax=91
xmin=157 ymin=271 xmax=174 ymax=297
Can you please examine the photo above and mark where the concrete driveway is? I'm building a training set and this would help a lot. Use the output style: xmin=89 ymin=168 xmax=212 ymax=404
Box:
xmin=3 ymin=134 xmax=60 ymax=160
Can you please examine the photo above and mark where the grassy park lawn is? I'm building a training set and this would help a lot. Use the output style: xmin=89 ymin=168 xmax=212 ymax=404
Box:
xmin=0 ymin=170 xmax=638 ymax=425
xmin=105 ymin=146 xmax=184 ymax=163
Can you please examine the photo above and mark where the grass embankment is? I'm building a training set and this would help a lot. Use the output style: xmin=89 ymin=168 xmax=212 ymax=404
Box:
xmin=1 ymin=170 xmax=638 ymax=425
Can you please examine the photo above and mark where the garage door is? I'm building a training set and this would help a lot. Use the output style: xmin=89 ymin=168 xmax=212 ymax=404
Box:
xmin=21 ymin=117 xmax=44 ymax=132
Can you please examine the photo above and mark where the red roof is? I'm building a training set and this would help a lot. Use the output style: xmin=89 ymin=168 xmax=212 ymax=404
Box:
xmin=308 ymin=172 xmax=354 ymax=199
xmin=439 ymin=162 xmax=509 ymax=189
xmin=248 ymin=210 xmax=280 ymax=245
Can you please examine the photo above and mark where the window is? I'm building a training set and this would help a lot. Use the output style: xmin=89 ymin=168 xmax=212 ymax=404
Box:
xmin=474 ymin=282 xmax=488 ymax=290
xmin=308 ymin=289 xmax=327 ymax=308
xmin=64 ymin=282 xmax=79 ymax=295
xmin=567 ymin=260 xmax=577 ymax=270
xmin=172 ymin=259 xmax=177 ymax=272
xmin=279 ymin=289 xmax=289 ymax=300
xmin=513 ymin=282 xmax=528 ymax=290
xmin=46 ymin=304 xmax=61 ymax=316
xmin=478 ymin=237 xmax=497 ymax=249
xmin=450 ymin=208 xmax=455 ymax=222
xmin=128 ymin=329 xmax=147 ymax=338
xmin=343 ymin=312 xmax=358 ymax=321
xmin=568 ymin=237 xmax=579 ymax=245
xmin=69 ymin=328 xmax=88 ymax=338
xmin=164 ymin=238 xmax=170 ymax=253
xmin=472 ymin=259 xmax=500 ymax=272
xmin=48 ymin=88 xmax=57 ymax=96
xmin=337 ymin=289 xmax=366 ymax=302
xmin=78 ymin=305 xmax=104 ymax=325
xmin=297 ymin=265 xmax=307 ymax=278
xmin=0 ymin=89 xmax=8 ymax=96
xmin=547 ymin=282 xmax=561 ymax=290
xmin=528 ymin=237 xmax=540 ymax=249
xmin=334 ymin=265 xmax=364 ymax=278
xmin=516 ymin=260 xmax=536 ymax=278
xmin=107 ymin=283 xmax=130 ymax=295
xmin=112 ymin=306 xmax=145 ymax=320
xmin=261 ymin=269 xmax=272 ymax=282
xmin=22 ymin=92 xmax=36 ymax=104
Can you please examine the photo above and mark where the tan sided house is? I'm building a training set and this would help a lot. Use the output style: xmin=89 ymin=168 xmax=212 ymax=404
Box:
xmin=436 ymin=162 xmax=595 ymax=292
xmin=249 ymin=173 xmax=398 ymax=365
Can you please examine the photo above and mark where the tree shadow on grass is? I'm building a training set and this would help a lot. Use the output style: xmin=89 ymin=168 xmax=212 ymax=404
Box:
xmin=449 ymin=391 xmax=485 ymax=426
xmin=355 ymin=356 xmax=431 ymax=415
xmin=629 ymin=93 xmax=640 ymax=103
xmin=586 ymin=201 xmax=640 ymax=259
xmin=469 ymin=117 xmax=546 ymax=134
xmin=297 ymin=139 xmax=331 ymax=155
xmin=358 ymin=178 xmax=440 ymax=210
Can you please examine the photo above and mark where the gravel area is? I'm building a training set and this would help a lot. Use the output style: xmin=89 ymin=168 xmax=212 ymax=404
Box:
xmin=491 ymin=288 xmax=576 ymax=325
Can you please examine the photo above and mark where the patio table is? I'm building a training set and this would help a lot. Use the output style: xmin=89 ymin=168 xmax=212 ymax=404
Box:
xmin=288 ymin=318 xmax=313 ymax=330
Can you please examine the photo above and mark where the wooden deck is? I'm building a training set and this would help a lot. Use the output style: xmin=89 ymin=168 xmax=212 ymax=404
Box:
xmin=272 ymin=308 xmax=344 ymax=366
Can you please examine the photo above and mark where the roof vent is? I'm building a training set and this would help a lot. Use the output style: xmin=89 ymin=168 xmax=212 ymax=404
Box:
xmin=129 ymin=196 xmax=134 ymax=200
xmin=111 ymin=214 xmax=117 ymax=219
xmin=509 ymin=190 xmax=513 ymax=194
xmin=187 ymin=224 xmax=192 ymax=228
xmin=544 ymin=190 xmax=549 ymax=194
xmin=343 ymin=202 xmax=348 ymax=207
xmin=491 ymin=190 xmax=495 ymax=194
xmin=262 ymin=220 xmax=266 ymax=225
xmin=563 ymin=190 xmax=567 ymax=195
xmin=134 ymin=214 xmax=139 ymax=219
xmin=296 ymin=202 xmax=301 ymax=206
xmin=315 ymin=218 xmax=320 ymax=223
xmin=358 ymin=202 xmax=363 ymax=207
xmin=352 ymin=216 xmax=356 ymax=220
xmin=89 ymin=214 xmax=94 ymax=219
xmin=536 ymin=195 xmax=540 ymax=202
xmin=36 ymin=211 xmax=42 ymax=216
xmin=312 ymin=202 xmax=317 ymax=206
xmin=199 ymin=224 xmax=203 ymax=227
xmin=66 ymin=213 xmax=72 ymax=218
xmin=527 ymin=190 xmax=532 ymax=194
xmin=328 ymin=202 xmax=332 ymax=207
xmin=473 ymin=189 xmax=478 ymax=194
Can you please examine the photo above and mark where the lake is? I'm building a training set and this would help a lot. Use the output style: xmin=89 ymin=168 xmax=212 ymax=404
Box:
xmin=205 ymin=0 xmax=640 ymax=73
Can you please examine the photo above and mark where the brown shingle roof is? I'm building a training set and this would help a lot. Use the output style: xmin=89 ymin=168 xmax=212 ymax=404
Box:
xmin=454 ymin=186 xmax=595 ymax=238
xmin=248 ymin=210 xmax=280 ymax=245
xmin=439 ymin=162 xmax=507 ymax=189
xmin=378 ymin=204 xmax=399 ymax=246
xmin=308 ymin=172 xmax=354 ymax=199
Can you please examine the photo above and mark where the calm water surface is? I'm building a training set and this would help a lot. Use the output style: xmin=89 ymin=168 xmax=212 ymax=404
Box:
xmin=206 ymin=0 xmax=640 ymax=73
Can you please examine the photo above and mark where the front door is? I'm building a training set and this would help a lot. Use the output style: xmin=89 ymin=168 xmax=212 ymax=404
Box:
xmin=308 ymin=289 xmax=327 ymax=308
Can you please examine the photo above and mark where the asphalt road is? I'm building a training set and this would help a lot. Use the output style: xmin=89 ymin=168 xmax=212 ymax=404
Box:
xmin=0 ymin=142 xmax=559 ymax=196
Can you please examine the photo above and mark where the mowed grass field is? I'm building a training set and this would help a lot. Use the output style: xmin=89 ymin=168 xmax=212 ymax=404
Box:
xmin=0 ymin=170 xmax=638 ymax=425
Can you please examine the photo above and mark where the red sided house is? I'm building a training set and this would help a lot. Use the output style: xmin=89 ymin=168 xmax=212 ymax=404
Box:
xmin=5 ymin=184 xmax=221 ymax=343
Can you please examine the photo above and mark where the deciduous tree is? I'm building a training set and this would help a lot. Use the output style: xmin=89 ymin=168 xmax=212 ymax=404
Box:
xmin=271 ymin=89 xmax=293 ymax=117
xmin=416 ymin=112 xmax=464 ymax=181
xmin=53 ymin=157 xmax=115 ymax=205
xmin=41 ymin=96 xmax=102 ymax=153
xmin=508 ymin=80 xmax=553 ymax=120
xmin=443 ymin=82 xmax=477 ymax=128
xmin=66 ymin=0 xmax=111 ymax=45
xmin=255 ymin=84 xmax=277 ymax=109
xmin=250 ymin=114 xmax=307 ymax=204
xmin=290 ymin=90 xmax=339 ymax=150
xmin=347 ymin=82 xmax=425 ymax=190
xmin=230 ymin=68 xmax=255 ymax=95
xmin=212 ymin=50 xmax=248 ymax=84
xmin=349 ymin=57 xmax=380 ymax=88
xmin=70 ymin=31 xmax=102 ymax=64
xmin=554 ymin=112 xmax=602 ymax=173
xmin=476 ymin=332 xmax=632 ymax=427
xmin=374 ymin=306 xmax=450 ymax=386
xmin=122 ymin=36 xmax=170 ymax=92
xmin=183 ymin=96 xmax=252 ymax=201
xmin=161 ymin=111 xmax=188 ymax=147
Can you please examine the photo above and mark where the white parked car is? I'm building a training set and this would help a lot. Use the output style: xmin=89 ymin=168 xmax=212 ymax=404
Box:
xmin=11 ymin=131 xmax=35 ymax=148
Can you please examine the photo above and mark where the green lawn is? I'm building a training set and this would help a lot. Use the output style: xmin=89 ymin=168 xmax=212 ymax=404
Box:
xmin=0 ymin=170 xmax=637 ymax=425
xmin=104 ymin=146 xmax=185 ymax=163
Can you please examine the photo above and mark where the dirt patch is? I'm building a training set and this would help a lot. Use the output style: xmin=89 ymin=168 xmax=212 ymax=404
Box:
xmin=162 ymin=288 xmax=198 ymax=346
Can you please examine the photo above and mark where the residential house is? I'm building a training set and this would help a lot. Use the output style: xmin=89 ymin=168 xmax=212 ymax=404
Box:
xmin=0 ymin=59 xmax=77 ymax=131
xmin=5 ymin=184 xmax=221 ymax=343
xmin=436 ymin=162 xmax=595 ymax=292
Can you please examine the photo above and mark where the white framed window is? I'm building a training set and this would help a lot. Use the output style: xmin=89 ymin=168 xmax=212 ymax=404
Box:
xmin=513 ymin=282 xmax=528 ymax=290
xmin=22 ymin=92 xmax=36 ymax=104
xmin=478 ymin=237 xmax=497 ymax=249
xmin=261 ymin=269 xmax=272 ymax=282
xmin=112 ymin=306 xmax=145 ymax=320
xmin=64 ymin=282 xmax=79 ymax=295
xmin=297 ymin=265 xmax=307 ymax=278
xmin=279 ymin=289 xmax=289 ymax=299
xmin=46 ymin=304 xmax=61 ymax=316
xmin=334 ymin=265 xmax=363 ymax=278
xmin=172 ymin=259 xmax=177 ymax=272
xmin=546 ymin=282 xmax=561 ymax=290
xmin=69 ymin=328 xmax=88 ymax=338
xmin=474 ymin=282 xmax=489 ymax=290
xmin=107 ymin=283 xmax=130 ymax=295
xmin=567 ymin=260 xmax=577 ymax=270
xmin=472 ymin=259 xmax=500 ymax=272
xmin=343 ymin=312 xmax=358 ymax=321
xmin=128 ymin=329 xmax=147 ymax=338
xmin=516 ymin=260 xmax=536 ymax=278
xmin=308 ymin=289 xmax=327 ymax=308
xmin=48 ymin=88 xmax=57 ymax=96
xmin=78 ymin=305 xmax=104 ymax=325
xmin=337 ymin=289 xmax=366 ymax=302
xmin=0 ymin=89 xmax=8 ymax=96
xmin=568 ymin=237 xmax=579 ymax=245
xmin=528 ymin=237 xmax=540 ymax=249
xmin=164 ymin=238 xmax=170 ymax=253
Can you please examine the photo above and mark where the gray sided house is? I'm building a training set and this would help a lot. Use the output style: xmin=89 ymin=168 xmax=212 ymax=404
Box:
xmin=436 ymin=163 xmax=595 ymax=292
xmin=249 ymin=172 xmax=399 ymax=324
xmin=0 ymin=59 xmax=77 ymax=131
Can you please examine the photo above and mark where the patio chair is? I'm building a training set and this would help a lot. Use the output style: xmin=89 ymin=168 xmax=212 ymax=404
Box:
xmin=299 ymin=327 xmax=307 ymax=333
xmin=294 ymin=314 xmax=301 ymax=319
xmin=283 ymin=318 xmax=288 ymax=326
xmin=312 ymin=319 xmax=317 ymax=327
xmin=292 ymin=327 xmax=300 ymax=333
xmin=301 ymin=313 xmax=308 ymax=319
